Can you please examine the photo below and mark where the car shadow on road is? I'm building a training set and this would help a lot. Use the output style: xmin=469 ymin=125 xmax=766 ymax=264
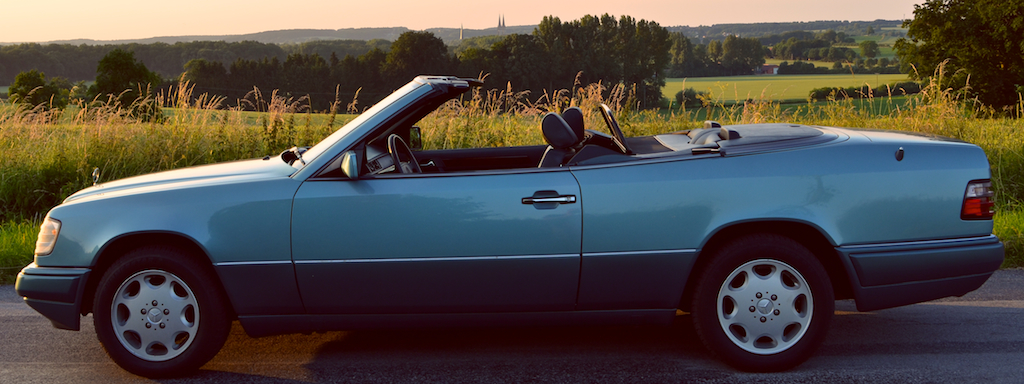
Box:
xmin=297 ymin=315 xmax=729 ymax=383
xmin=174 ymin=315 xmax=727 ymax=383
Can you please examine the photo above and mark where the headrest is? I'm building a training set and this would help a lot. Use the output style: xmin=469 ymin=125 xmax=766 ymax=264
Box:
xmin=542 ymin=112 xmax=578 ymax=149
xmin=561 ymin=107 xmax=585 ymax=143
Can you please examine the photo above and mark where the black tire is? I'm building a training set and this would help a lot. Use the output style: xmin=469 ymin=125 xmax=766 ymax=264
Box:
xmin=691 ymin=234 xmax=834 ymax=372
xmin=93 ymin=246 xmax=230 ymax=378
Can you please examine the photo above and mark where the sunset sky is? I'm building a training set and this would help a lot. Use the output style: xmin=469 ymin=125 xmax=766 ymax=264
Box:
xmin=3 ymin=0 xmax=922 ymax=43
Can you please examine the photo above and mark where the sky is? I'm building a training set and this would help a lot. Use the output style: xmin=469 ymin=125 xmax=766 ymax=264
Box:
xmin=2 ymin=0 xmax=922 ymax=43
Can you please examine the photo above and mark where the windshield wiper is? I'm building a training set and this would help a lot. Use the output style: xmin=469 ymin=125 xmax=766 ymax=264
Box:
xmin=281 ymin=147 xmax=308 ymax=165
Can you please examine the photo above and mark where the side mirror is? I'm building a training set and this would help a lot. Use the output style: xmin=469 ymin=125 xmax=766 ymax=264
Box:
xmin=410 ymin=126 xmax=422 ymax=151
xmin=340 ymin=150 xmax=359 ymax=179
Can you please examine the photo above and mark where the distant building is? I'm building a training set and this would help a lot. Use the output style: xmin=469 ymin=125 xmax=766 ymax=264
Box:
xmin=498 ymin=15 xmax=506 ymax=36
xmin=759 ymin=64 xmax=779 ymax=75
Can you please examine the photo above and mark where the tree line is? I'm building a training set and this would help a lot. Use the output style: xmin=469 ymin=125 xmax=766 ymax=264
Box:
xmin=665 ymin=34 xmax=767 ymax=77
xmin=5 ymin=14 xmax=785 ymax=111
xmin=10 ymin=5 xmax=1023 ymax=112
xmin=0 ymin=40 xmax=389 ymax=86
xmin=8 ymin=49 xmax=168 ymax=120
xmin=667 ymin=20 xmax=902 ymax=41
xmin=170 ymin=14 xmax=678 ymax=110
xmin=8 ymin=14 xmax=940 ymax=113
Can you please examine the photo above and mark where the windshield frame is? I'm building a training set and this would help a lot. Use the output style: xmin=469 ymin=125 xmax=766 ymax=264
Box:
xmin=298 ymin=81 xmax=427 ymax=167
xmin=288 ymin=80 xmax=440 ymax=180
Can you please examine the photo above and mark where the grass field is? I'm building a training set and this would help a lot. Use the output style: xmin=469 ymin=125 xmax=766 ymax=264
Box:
xmin=0 ymin=221 xmax=35 ymax=282
xmin=665 ymin=74 xmax=909 ymax=103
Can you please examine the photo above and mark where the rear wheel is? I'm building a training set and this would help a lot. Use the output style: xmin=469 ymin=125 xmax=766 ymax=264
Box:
xmin=93 ymin=246 xmax=230 ymax=378
xmin=691 ymin=234 xmax=833 ymax=371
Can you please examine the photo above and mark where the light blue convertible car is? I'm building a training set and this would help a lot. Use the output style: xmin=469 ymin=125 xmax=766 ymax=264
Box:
xmin=16 ymin=76 xmax=1004 ymax=377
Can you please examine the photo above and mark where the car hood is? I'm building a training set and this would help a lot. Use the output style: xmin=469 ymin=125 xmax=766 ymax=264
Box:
xmin=65 ymin=157 xmax=298 ymax=203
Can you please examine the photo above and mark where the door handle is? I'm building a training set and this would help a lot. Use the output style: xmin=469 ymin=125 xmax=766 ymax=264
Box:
xmin=522 ymin=195 xmax=576 ymax=204
xmin=522 ymin=190 xmax=577 ymax=209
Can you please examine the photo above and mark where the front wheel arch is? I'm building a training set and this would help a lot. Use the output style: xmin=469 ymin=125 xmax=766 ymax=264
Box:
xmin=92 ymin=245 xmax=231 ymax=378
xmin=81 ymin=232 xmax=229 ymax=318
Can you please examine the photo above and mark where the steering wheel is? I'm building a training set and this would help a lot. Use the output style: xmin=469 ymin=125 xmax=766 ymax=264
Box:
xmin=387 ymin=134 xmax=422 ymax=174
xmin=598 ymin=104 xmax=633 ymax=155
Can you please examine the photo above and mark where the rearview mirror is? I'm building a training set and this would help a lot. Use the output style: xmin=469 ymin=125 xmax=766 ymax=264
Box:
xmin=410 ymin=126 xmax=422 ymax=151
xmin=340 ymin=151 xmax=359 ymax=179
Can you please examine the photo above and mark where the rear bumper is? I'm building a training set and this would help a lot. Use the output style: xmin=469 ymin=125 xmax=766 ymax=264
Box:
xmin=14 ymin=264 xmax=91 ymax=331
xmin=838 ymin=235 xmax=1004 ymax=311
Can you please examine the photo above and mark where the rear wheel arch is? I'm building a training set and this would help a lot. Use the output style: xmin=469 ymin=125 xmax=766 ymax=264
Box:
xmin=679 ymin=220 xmax=852 ymax=311
xmin=81 ymin=232 xmax=230 ymax=318
xmin=689 ymin=233 xmax=834 ymax=371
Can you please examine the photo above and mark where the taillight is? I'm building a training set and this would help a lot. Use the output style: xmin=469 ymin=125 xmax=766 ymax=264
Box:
xmin=961 ymin=180 xmax=995 ymax=220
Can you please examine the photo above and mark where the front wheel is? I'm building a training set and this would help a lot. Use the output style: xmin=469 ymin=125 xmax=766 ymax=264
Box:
xmin=93 ymin=246 xmax=230 ymax=378
xmin=691 ymin=234 xmax=834 ymax=372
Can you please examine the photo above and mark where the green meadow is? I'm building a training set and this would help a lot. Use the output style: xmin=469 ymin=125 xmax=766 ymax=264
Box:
xmin=665 ymin=74 xmax=909 ymax=103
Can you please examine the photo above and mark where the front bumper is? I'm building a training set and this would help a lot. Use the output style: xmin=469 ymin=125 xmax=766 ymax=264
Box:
xmin=15 ymin=264 xmax=91 ymax=331
xmin=838 ymin=235 xmax=1004 ymax=311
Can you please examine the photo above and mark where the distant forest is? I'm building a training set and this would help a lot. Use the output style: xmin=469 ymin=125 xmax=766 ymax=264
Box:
xmin=667 ymin=20 xmax=904 ymax=41
xmin=1 ymin=19 xmax=905 ymax=110
xmin=0 ymin=19 xmax=904 ymax=82
xmin=0 ymin=40 xmax=391 ymax=86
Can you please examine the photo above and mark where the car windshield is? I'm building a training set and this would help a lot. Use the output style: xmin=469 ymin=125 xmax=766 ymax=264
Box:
xmin=299 ymin=81 xmax=429 ymax=166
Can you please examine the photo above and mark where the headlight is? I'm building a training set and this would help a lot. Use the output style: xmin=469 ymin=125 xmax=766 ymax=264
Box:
xmin=34 ymin=216 xmax=62 ymax=256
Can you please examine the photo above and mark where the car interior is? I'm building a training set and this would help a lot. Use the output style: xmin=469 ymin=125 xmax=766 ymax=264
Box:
xmin=313 ymin=103 xmax=831 ymax=179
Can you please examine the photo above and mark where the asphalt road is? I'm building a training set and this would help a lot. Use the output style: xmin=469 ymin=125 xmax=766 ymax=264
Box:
xmin=2 ymin=269 xmax=1023 ymax=384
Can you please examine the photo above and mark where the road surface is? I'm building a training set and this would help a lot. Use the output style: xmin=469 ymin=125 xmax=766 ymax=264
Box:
xmin=2 ymin=269 xmax=1022 ymax=383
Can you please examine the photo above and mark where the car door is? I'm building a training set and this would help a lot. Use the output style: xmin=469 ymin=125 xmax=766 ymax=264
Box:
xmin=570 ymin=160 xmax=702 ymax=311
xmin=291 ymin=169 xmax=582 ymax=314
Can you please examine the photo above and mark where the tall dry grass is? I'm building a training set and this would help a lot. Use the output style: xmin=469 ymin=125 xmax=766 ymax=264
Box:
xmin=0 ymin=80 xmax=352 ymax=222
xmin=1 ymin=72 xmax=1022 ymax=281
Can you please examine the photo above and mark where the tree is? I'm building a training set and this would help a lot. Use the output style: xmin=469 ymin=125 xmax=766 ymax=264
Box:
xmin=8 ymin=69 xmax=70 ymax=109
xmin=532 ymin=14 xmax=669 ymax=108
xmin=382 ymin=31 xmax=453 ymax=87
xmin=457 ymin=47 xmax=494 ymax=80
xmin=858 ymin=40 xmax=880 ymax=58
xmin=667 ymin=33 xmax=695 ymax=75
xmin=182 ymin=58 xmax=227 ymax=98
xmin=895 ymin=0 xmax=1024 ymax=108
xmin=534 ymin=16 xmax=572 ymax=88
xmin=489 ymin=34 xmax=551 ymax=91
xmin=281 ymin=53 xmax=329 ymax=94
xmin=721 ymin=35 xmax=766 ymax=75
xmin=674 ymin=87 xmax=708 ymax=107
xmin=229 ymin=56 xmax=282 ymax=97
xmin=819 ymin=30 xmax=838 ymax=43
xmin=707 ymin=40 xmax=723 ymax=63
xmin=770 ymin=37 xmax=831 ymax=61
xmin=89 ymin=49 xmax=163 ymax=115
